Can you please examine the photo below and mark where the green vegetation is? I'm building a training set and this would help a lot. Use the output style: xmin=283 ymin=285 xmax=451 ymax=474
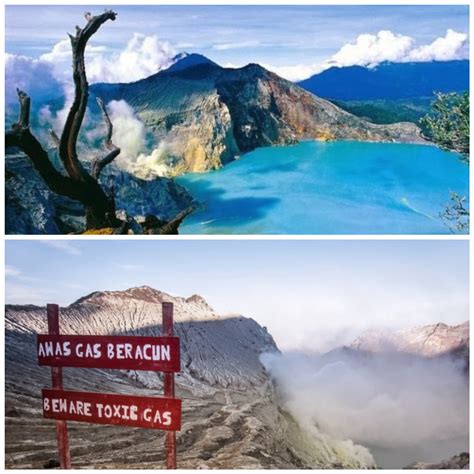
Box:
xmin=333 ymin=98 xmax=432 ymax=128
xmin=422 ymin=92 xmax=470 ymax=233
xmin=421 ymin=91 xmax=469 ymax=163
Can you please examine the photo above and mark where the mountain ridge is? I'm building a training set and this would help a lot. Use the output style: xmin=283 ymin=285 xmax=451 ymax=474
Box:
xmin=298 ymin=60 xmax=469 ymax=100
xmin=5 ymin=285 xmax=375 ymax=469
xmin=90 ymin=56 xmax=424 ymax=177
xmin=5 ymin=286 xmax=468 ymax=468
xmin=349 ymin=320 xmax=469 ymax=359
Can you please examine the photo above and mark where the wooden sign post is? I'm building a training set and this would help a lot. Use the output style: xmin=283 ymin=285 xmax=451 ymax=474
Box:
xmin=39 ymin=302 xmax=181 ymax=469
xmin=47 ymin=304 xmax=71 ymax=469
xmin=162 ymin=302 xmax=177 ymax=469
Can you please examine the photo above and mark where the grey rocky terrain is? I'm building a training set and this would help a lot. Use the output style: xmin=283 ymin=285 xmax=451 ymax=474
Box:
xmin=350 ymin=321 xmax=469 ymax=360
xmin=5 ymin=287 xmax=370 ymax=469
xmin=5 ymin=155 xmax=194 ymax=234
xmin=407 ymin=452 xmax=469 ymax=469
xmin=5 ymin=288 xmax=468 ymax=469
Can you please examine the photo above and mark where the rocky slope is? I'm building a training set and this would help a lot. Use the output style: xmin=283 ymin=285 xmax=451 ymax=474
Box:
xmin=91 ymin=55 xmax=424 ymax=176
xmin=349 ymin=321 xmax=469 ymax=359
xmin=407 ymin=452 xmax=469 ymax=469
xmin=5 ymin=286 xmax=369 ymax=469
xmin=5 ymin=154 xmax=194 ymax=234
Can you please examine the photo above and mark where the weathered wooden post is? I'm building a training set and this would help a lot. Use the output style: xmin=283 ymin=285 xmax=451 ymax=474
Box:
xmin=38 ymin=303 xmax=181 ymax=469
xmin=162 ymin=302 xmax=177 ymax=469
xmin=46 ymin=304 xmax=71 ymax=469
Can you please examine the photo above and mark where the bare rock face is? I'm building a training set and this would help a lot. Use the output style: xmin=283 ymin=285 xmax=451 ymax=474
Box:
xmin=91 ymin=59 xmax=425 ymax=177
xmin=349 ymin=321 xmax=469 ymax=358
xmin=5 ymin=154 xmax=84 ymax=234
xmin=5 ymin=154 xmax=194 ymax=235
xmin=5 ymin=286 xmax=345 ymax=469
xmin=406 ymin=452 xmax=469 ymax=469
xmin=6 ymin=286 xmax=277 ymax=391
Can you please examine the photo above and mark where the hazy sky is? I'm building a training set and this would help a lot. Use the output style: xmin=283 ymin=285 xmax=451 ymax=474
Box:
xmin=5 ymin=5 xmax=469 ymax=82
xmin=5 ymin=240 xmax=469 ymax=351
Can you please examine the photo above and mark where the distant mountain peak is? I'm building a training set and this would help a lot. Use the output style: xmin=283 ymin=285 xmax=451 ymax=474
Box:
xmin=71 ymin=286 xmax=216 ymax=310
xmin=185 ymin=294 xmax=208 ymax=304
xmin=349 ymin=320 xmax=469 ymax=358
xmin=72 ymin=286 xmax=171 ymax=306
xmin=298 ymin=59 xmax=469 ymax=100
xmin=165 ymin=52 xmax=219 ymax=74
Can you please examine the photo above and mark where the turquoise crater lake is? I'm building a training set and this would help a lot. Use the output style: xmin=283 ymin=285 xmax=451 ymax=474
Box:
xmin=176 ymin=141 xmax=469 ymax=234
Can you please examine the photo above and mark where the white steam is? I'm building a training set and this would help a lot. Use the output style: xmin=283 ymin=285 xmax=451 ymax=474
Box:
xmin=134 ymin=143 xmax=173 ymax=178
xmin=107 ymin=100 xmax=146 ymax=161
xmin=38 ymin=82 xmax=75 ymax=136
xmin=262 ymin=350 xmax=468 ymax=467
xmin=107 ymin=100 xmax=171 ymax=178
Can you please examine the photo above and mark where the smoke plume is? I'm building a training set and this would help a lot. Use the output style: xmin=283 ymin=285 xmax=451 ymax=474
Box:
xmin=261 ymin=348 xmax=468 ymax=467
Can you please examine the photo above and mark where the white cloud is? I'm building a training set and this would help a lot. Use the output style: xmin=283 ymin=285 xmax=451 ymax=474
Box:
xmin=213 ymin=40 xmax=260 ymax=51
xmin=408 ymin=29 xmax=468 ymax=61
xmin=39 ymin=38 xmax=106 ymax=63
xmin=264 ymin=29 xmax=469 ymax=81
xmin=6 ymin=282 xmax=62 ymax=305
xmin=263 ymin=62 xmax=325 ymax=82
xmin=40 ymin=241 xmax=82 ymax=256
xmin=116 ymin=263 xmax=145 ymax=271
xmin=330 ymin=30 xmax=415 ymax=68
xmin=329 ymin=29 xmax=468 ymax=68
xmin=87 ymin=33 xmax=177 ymax=83
xmin=5 ymin=265 xmax=21 ymax=278
xmin=38 ymin=34 xmax=175 ymax=84
xmin=6 ymin=32 xmax=177 ymax=112
xmin=5 ymin=53 xmax=62 ymax=104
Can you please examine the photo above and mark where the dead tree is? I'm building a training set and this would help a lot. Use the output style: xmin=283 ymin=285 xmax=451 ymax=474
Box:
xmin=5 ymin=11 xmax=120 ymax=230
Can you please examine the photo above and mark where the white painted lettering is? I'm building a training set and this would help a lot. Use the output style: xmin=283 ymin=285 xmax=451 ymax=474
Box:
xmin=161 ymin=345 xmax=171 ymax=361
xmin=107 ymin=344 xmax=114 ymax=359
xmin=162 ymin=411 xmax=172 ymax=426
xmin=76 ymin=343 xmax=84 ymax=357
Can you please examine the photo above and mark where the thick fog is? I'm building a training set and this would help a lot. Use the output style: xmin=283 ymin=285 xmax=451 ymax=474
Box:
xmin=261 ymin=349 xmax=469 ymax=468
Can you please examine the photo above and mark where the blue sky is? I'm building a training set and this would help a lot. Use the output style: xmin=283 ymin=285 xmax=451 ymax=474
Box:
xmin=5 ymin=240 xmax=469 ymax=351
xmin=5 ymin=5 xmax=470 ymax=82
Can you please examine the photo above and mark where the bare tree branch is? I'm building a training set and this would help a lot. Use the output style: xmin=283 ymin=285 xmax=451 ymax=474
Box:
xmin=59 ymin=10 xmax=117 ymax=182
xmin=5 ymin=89 xmax=87 ymax=202
xmin=145 ymin=207 xmax=195 ymax=235
xmin=15 ymin=88 xmax=30 ymax=128
xmin=5 ymin=11 xmax=182 ymax=233
xmin=91 ymin=97 xmax=121 ymax=179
